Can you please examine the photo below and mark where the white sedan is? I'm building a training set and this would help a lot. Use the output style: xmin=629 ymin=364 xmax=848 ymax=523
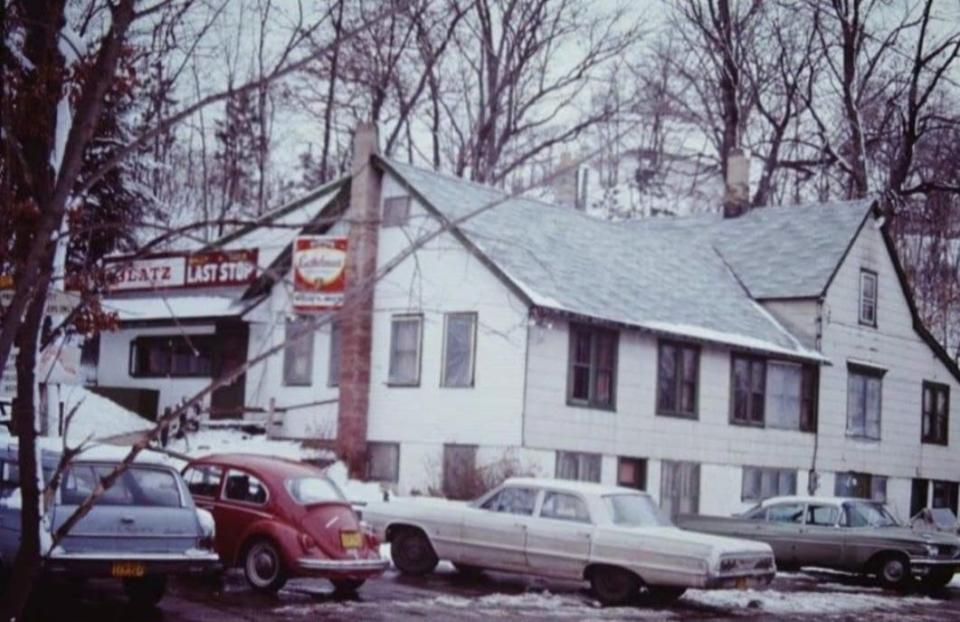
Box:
xmin=363 ymin=477 xmax=775 ymax=605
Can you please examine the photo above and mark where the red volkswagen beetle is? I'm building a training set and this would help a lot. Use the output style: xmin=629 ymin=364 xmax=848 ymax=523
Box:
xmin=181 ymin=454 xmax=387 ymax=592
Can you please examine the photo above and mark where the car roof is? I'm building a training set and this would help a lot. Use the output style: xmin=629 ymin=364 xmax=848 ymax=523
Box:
xmin=760 ymin=495 xmax=865 ymax=507
xmin=191 ymin=453 xmax=323 ymax=479
xmin=0 ymin=436 xmax=174 ymax=467
xmin=502 ymin=477 xmax=647 ymax=497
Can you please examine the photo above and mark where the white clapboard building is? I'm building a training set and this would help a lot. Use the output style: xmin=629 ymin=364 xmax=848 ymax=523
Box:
xmin=93 ymin=126 xmax=959 ymax=520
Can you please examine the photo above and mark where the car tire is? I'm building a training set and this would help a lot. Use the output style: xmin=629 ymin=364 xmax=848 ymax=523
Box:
xmin=243 ymin=539 xmax=288 ymax=593
xmin=589 ymin=566 xmax=639 ymax=606
xmin=331 ymin=578 xmax=365 ymax=593
xmin=874 ymin=553 xmax=912 ymax=590
xmin=123 ymin=575 xmax=167 ymax=608
xmin=920 ymin=567 xmax=954 ymax=590
xmin=391 ymin=529 xmax=438 ymax=576
xmin=645 ymin=585 xmax=687 ymax=604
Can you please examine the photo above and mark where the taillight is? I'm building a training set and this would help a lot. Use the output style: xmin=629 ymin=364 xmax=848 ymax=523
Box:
xmin=198 ymin=534 xmax=216 ymax=551
xmin=298 ymin=532 xmax=318 ymax=552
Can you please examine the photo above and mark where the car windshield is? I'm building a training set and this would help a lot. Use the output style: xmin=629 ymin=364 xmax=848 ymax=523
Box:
xmin=603 ymin=494 xmax=672 ymax=527
xmin=286 ymin=477 xmax=345 ymax=504
xmin=844 ymin=501 xmax=900 ymax=528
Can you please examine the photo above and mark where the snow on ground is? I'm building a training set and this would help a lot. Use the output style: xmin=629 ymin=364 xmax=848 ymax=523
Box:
xmin=165 ymin=427 xmax=328 ymax=462
xmin=57 ymin=385 xmax=153 ymax=444
xmin=685 ymin=587 xmax=937 ymax=615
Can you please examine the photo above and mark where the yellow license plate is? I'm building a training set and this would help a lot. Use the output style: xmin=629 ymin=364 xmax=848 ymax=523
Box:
xmin=735 ymin=577 xmax=748 ymax=590
xmin=340 ymin=531 xmax=362 ymax=549
xmin=111 ymin=562 xmax=145 ymax=578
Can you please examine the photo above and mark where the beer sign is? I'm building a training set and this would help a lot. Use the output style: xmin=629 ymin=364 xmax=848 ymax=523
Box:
xmin=292 ymin=236 xmax=347 ymax=312
xmin=104 ymin=249 xmax=258 ymax=292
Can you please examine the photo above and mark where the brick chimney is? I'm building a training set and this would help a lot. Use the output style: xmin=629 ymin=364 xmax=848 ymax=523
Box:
xmin=336 ymin=123 xmax=381 ymax=477
xmin=552 ymin=152 xmax=583 ymax=210
xmin=722 ymin=149 xmax=751 ymax=218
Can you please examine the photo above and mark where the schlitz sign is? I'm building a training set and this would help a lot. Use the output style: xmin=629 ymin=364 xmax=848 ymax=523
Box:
xmin=292 ymin=236 xmax=347 ymax=312
xmin=105 ymin=249 xmax=258 ymax=292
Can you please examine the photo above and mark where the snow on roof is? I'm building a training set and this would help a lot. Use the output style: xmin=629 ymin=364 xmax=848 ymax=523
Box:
xmin=381 ymin=158 xmax=849 ymax=360
xmin=101 ymin=295 xmax=245 ymax=322
xmin=58 ymin=385 xmax=154 ymax=445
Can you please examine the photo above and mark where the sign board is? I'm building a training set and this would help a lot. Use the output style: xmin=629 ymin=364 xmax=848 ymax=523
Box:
xmin=104 ymin=249 xmax=258 ymax=292
xmin=292 ymin=236 xmax=347 ymax=313
xmin=0 ymin=289 xmax=82 ymax=317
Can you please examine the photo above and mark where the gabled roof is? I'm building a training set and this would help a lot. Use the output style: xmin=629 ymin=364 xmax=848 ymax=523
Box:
xmin=379 ymin=157 xmax=826 ymax=361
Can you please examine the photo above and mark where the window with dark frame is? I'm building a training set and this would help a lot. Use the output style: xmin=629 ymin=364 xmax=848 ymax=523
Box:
xmin=129 ymin=335 xmax=216 ymax=378
xmin=859 ymin=269 xmax=878 ymax=326
xmin=846 ymin=364 xmax=884 ymax=440
xmin=567 ymin=323 xmax=617 ymax=410
xmin=327 ymin=323 xmax=341 ymax=387
xmin=382 ymin=196 xmax=411 ymax=227
xmin=921 ymin=381 xmax=949 ymax=445
xmin=617 ymin=457 xmax=647 ymax=490
xmin=657 ymin=341 xmax=699 ymax=418
xmin=366 ymin=442 xmax=400 ymax=484
xmin=730 ymin=355 xmax=818 ymax=431
xmin=441 ymin=312 xmax=477 ymax=388
xmin=835 ymin=471 xmax=886 ymax=502
xmin=388 ymin=314 xmax=423 ymax=386
xmin=282 ymin=318 xmax=314 ymax=386
xmin=741 ymin=466 xmax=797 ymax=502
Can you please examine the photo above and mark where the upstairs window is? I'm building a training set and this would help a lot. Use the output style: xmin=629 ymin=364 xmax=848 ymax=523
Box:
xmin=388 ymin=314 xmax=423 ymax=386
xmin=382 ymin=196 xmax=411 ymax=227
xmin=921 ymin=381 xmax=949 ymax=445
xmin=731 ymin=355 xmax=817 ymax=432
xmin=567 ymin=323 xmax=617 ymax=410
xmin=283 ymin=318 xmax=314 ymax=386
xmin=130 ymin=335 xmax=215 ymax=378
xmin=441 ymin=312 xmax=477 ymax=387
xmin=656 ymin=341 xmax=699 ymax=418
xmin=847 ymin=364 xmax=884 ymax=440
xmin=859 ymin=269 xmax=878 ymax=327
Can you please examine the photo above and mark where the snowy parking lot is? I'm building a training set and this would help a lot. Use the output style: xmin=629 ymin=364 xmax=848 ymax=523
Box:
xmin=25 ymin=565 xmax=960 ymax=621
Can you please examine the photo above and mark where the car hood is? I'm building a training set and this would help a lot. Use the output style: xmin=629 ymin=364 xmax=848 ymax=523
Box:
xmin=849 ymin=526 xmax=960 ymax=546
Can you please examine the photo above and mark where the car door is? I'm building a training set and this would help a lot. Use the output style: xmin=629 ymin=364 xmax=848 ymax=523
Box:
xmin=524 ymin=491 xmax=593 ymax=580
xmin=458 ymin=486 xmax=538 ymax=571
xmin=758 ymin=502 xmax=804 ymax=566
xmin=796 ymin=503 xmax=844 ymax=568
xmin=211 ymin=468 xmax=272 ymax=565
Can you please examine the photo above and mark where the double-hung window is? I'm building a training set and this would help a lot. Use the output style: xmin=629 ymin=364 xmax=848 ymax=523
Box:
xmin=555 ymin=451 xmax=601 ymax=483
xmin=921 ymin=381 xmax=949 ymax=445
xmin=388 ymin=315 xmax=423 ymax=386
xmin=283 ymin=318 xmax=314 ymax=386
xmin=835 ymin=471 xmax=887 ymax=502
xmin=731 ymin=355 xmax=817 ymax=431
xmin=847 ymin=364 xmax=883 ymax=440
xmin=656 ymin=341 xmax=699 ymax=418
xmin=441 ymin=312 xmax=477 ymax=387
xmin=741 ymin=467 xmax=797 ymax=502
xmin=567 ymin=323 xmax=617 ymax=409
xmin=859 ymin=269 xmax=878 ymax=326
xmin=731 ymin=355 xmax=766 ymax=426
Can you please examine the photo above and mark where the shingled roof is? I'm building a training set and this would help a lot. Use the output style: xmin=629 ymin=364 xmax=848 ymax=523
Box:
xmin=379 ymin=158 xmax=868 ymax=361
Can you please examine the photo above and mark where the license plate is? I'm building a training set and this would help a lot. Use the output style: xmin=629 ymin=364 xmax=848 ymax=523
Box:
xmin=735 ymin=577 xmax=748 ymax=590
xmin=340 ymin=531 xmax=362 ymax=549
xmin=111 ymin=562 xmax=145 ymax=578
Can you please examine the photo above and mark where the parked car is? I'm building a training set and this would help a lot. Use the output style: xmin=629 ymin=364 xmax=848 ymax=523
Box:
xmin=182 ymin=454 xmax=387 ymax=593
xmin=0 ymin=440 xmax=220 ymax=607
xmin=363 ymin=477 xmax=775 ymax=606
xmin=677 ymin=495 xmax=960 ymax=590
xmin=910 ymin=507 xmax=960 ymax=536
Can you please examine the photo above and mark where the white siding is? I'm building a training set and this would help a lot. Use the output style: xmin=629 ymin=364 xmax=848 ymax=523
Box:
xmin=817 ymin=219 xmax=960 ymax=512
xmin=762 ymin=299 xmax=820 ymax=350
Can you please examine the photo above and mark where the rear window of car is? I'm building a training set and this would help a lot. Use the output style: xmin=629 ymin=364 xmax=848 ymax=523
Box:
xmin=285 ymin=477 xmax=344 ymax=504
xmin=60 ymin=465 xmax=182 ymax=508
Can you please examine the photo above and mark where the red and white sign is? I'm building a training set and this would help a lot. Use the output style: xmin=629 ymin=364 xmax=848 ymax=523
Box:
xmin=292 ymin=236 xmax=347 ymax=313
xmin=105 ymin=249 xmax=258 ymax=292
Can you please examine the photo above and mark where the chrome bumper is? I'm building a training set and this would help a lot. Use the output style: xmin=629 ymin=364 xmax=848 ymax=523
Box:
xmin=910 ymin=557 xmax=960 ymax=569
xmin=43 ymin=549 xmax=221 ymax=576
xmin=704 ymin=571 xmax=776 ymax=589
xmin=297 ymin=557 xmax=390 ymax=573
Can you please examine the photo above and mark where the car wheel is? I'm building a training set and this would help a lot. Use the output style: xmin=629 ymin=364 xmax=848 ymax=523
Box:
xmin=331 ymin=578 xmax=365 ymax=593
xmin=123 ymin=575 xmax=167 ymax=608
xmin=589 ymin=566 xmax=639 ymax=606
xmin=391 ymin=529 xmax=438 ymax=576
xmin=244 ymin=539 xmax=288 ymax=592
xmin=920 ymin=567 xmax=955 ymax=590
xmin=645 ymin=586 xmax=686 ymax=604
xmin=874 ymin=554 xmax=912 ymax=590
